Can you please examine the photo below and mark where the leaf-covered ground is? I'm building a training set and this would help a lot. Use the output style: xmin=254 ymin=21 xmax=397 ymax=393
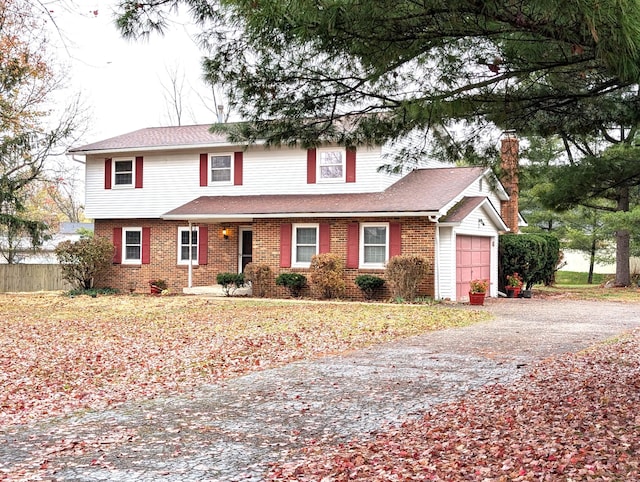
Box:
xmin=267 ymin=331 xmax=640 ymax=481
xmin=0 ymin=293 xmax=485 ymax=428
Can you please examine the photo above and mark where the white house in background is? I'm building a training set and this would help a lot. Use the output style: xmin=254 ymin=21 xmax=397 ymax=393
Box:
xmin=0 ymin=222 xmax=94 ymax=264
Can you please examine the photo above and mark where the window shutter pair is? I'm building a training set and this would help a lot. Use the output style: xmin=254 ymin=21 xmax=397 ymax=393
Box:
xmin=279 ymin=223 xmax=331 ymax=268
xmin=104 ymin=157 xmax=143 ymax=189
xmin=346 ymin=222 xmax=402 ymax=268
xmin=199 ymin=152 xmax=244 ymax=186
xmin=112 ymin=227 xmax=151 ymax=264
xmin=306 ymin=148 xmax=356 ymax=184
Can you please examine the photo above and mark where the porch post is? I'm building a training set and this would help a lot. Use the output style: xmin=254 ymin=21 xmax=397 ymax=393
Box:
xmin=188 ymin=220 xmax=193 ymax=288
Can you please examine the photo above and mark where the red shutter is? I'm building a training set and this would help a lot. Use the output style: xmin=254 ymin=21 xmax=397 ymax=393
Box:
xmin=135 ymin=156 xmax=143 ymax=188
xmin=198 ymin=226 xmax=208 ymax=265
xmin=234 ymin=151 xmax=243 ymax=185
xmin=199 ymin=153 xmax=208 ymax=186
xmin=280 ymin=223 xmax=292 ymax=268
xmin=346 ymin=223 xmax=359 ymax=268
xmin=105 ymin=158 xmax=112 ymax=190
xmin=306 ymin=149 xmax=316 ymax=184
xmin=112 ymin=227 xmax=122 ymax=264
xmin=319 ymin=223 xmax=331 ymax=253
xmin=389 ymin=222 xmax=402 ymax=258
xmin=346 ymin=148 xmax=356 ymax=183
xmin=142 ymin=227 xmax=151 ymax=264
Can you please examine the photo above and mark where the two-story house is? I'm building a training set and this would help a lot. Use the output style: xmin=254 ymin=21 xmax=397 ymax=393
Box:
xmin=69 ymin=124 xmax=519 ymax=300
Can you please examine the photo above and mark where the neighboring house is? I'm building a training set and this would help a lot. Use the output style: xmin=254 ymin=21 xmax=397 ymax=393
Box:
xmin=69 ymin=124 xmax=521 ymax=300
xmin=0 ymin=222 xmax=94 ymax=264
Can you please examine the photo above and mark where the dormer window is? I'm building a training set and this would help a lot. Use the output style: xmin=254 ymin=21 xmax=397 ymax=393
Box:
xmin=318 ymin=149 xmax=345 ymax=182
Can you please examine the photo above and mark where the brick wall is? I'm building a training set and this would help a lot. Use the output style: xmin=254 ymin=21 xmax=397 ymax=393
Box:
xmin=95 ymin=216 xmax=436 ymax=300
xmin=500 ymin=135 xmax=520 ymax=233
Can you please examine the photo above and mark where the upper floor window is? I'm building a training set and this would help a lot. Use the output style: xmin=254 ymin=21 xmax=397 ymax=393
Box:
xmin=293 ymin=224 xmax=318 ymax=267
xmin=114 ymin=159 xmax=134 ymax=187
xmin=178 ymin=227 xmax=199 ymax=265
xmin=123 ymin=227 xmax=142 ymax=264
xmin=318 ymin=149 xmax=345 ymax=182
xmin=210 ymin=154 xmax=233 ymax=184
xmin=360 ymin=223 xmax=389 ymax=268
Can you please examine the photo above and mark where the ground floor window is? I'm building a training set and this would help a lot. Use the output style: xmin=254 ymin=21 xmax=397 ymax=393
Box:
xmin=178 ymin=227 xmax=199 ymax=265
xmin=293 ymin=224 xmax=318 ymax=267
xmin=123 ymin=227 xmax=142 ymax=264
xmin=360 ymin=223 xmax=388 ymax=268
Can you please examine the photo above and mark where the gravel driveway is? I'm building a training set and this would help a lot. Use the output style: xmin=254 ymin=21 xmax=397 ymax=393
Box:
xmin=1 ymin=298 xmax=638 ymax=481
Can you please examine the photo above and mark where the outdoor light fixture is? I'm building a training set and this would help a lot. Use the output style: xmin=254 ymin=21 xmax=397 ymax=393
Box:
xmin=222 ymin=227 xmax=229 ymax=239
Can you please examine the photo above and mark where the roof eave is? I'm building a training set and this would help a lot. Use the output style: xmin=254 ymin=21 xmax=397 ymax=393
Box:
xmin=162 ymin=210 xmax=441 ymax=222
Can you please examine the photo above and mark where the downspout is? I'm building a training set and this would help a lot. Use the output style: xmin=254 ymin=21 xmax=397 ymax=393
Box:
xmin=429 ymin=214 xmax=441 ymax=300
xmin=188 ymin=220 xmax=193 ymax=288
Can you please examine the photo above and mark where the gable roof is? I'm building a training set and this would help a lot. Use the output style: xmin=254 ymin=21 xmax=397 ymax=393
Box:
xmin=163 ymin=166 xmax=490 ymax=221
xmin=68 ymin=125 xmax=231 ymax=154
xmin=440 ymin=196 xmax=509 ymax=231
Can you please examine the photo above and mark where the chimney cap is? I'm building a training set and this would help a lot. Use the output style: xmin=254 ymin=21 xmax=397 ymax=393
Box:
xmin=501 ymin=129 xmax=517 ymax=138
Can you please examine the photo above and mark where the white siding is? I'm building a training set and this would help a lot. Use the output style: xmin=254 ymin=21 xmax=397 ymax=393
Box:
xmin=437 ymin=226 xmax=455 ymax=300
xmin=85 ymin=145 xmax=403 ymax=219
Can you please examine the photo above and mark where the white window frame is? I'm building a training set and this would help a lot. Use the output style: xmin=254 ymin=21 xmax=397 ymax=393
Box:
xmin=208 ymin=153 xmax=234 ymax=185
xmin=177 ymin=227 xmax=199 ymax=266
xmin=122 ymin=227 xmax=142 ymax=265
xmin=359 ymin=222 xmax=389 ymax=269
xmin=292 ymin=223 xmax=319 ymax=267
xmin=317 ymin=148 xmax=346 ymax=183
xmin=113 ymin=157 xmax=135 ymax=188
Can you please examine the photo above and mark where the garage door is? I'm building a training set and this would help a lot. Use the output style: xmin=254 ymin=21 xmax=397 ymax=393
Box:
xmin=456 ymin=235 xmax=491 ymax=300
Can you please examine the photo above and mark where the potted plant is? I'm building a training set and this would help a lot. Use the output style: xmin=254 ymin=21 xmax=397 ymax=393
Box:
xmin=469 ymin=279 xmax=489 ymax=305
xmin=149 ymin=279 xmax=167 ymax=294
xmin=505 ymin=272 xmax=523 ymax=298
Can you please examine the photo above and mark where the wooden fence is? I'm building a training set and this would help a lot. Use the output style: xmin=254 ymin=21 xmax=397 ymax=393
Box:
xmin=0 ymin=264 xmax=73 ymax=292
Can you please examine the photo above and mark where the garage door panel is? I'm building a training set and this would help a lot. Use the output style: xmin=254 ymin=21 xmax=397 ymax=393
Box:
xmin=456 ymin=235 xmax=491 ymax=300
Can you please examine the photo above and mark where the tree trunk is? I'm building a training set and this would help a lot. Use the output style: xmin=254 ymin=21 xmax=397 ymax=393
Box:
xmin=587 ymin=237 xmax=596 ymax=284
xmin=615 ymin=186 xmax=631 ymax=286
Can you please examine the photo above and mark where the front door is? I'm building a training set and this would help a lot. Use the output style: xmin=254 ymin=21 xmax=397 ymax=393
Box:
xmin=239 ymin=228 xmax=253 ymax=272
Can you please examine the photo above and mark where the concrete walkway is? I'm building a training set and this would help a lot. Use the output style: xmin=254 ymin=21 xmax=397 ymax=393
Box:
xmin=1 ymin=298 xmax=638 ymax=481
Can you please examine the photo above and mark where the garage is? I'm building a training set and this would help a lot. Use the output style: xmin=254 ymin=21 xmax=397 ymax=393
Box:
xmin=456 ymin=235 xmax=491 ymax=300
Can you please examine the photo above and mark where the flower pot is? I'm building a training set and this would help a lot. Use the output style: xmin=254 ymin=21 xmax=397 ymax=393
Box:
xmin=506 ymin=287 xmax=521 ymax=298
xmin=520 ymin=289 xmax=532 ymax=298
xmin=469 ymin=292 xmax=485 ymax=306
xmin=150 ymin=285 xmax=162 ymax=295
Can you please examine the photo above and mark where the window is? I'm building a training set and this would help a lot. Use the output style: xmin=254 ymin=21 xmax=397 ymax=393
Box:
xmin=210 ymin=154 xmax=232 ymax=184
xmin=123 ymin=228 xmax=142 ymax=264
xmin=114 ymin=159 xmax=134 ymax=187
xmin=360 ymin=223 xmax=388 ymax=268
xmin=178 ymin=227 xmax=198 ymax=265
xmin=293 ymin=224 xmax=318 ymax=266
xmin=318 ymin=149 xmax=345 ymax=181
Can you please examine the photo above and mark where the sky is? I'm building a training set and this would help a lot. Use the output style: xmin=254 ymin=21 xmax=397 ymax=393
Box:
xmin=49 ymin=0 xmax=217 ymax=145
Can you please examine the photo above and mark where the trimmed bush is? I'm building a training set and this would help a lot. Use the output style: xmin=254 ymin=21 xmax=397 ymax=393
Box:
xmin=310 ymin=253 xmax=345 ymax=299
xmin=354 ymin=274 xmax=385 ymax=300
xmin=243 ymin=263 xmax=272 ymax=298
xmin=385 ymin=255 xmax=429 ymax=301
xmin=499 ymin=233 xmax=560 ymax=289
xmin=275 ymin=272 xmax=307 ymax=298
xmin=216 ymin=272 xmax=245 ymax=296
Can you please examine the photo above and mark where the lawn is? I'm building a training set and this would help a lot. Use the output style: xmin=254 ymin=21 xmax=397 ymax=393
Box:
xmin=0 ymin=293 xmax=488 ymax=428
xmin=536 ymin=270 xmax=640 ymax=302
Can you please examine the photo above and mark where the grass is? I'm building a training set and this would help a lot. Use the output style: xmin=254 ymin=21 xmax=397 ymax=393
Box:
xmin=535 ymin=270 xmax=640 ymax=302
xmin=554 ymin=270 xmax=609 ymax=286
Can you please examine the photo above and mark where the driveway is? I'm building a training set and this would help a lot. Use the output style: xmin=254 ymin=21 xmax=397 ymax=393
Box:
xmin=1 ymin=298 xmax=638 ymax=481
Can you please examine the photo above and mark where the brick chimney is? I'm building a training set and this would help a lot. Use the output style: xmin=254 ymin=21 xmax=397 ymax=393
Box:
xmin=500 ymin=132 xmax=520 ymax=233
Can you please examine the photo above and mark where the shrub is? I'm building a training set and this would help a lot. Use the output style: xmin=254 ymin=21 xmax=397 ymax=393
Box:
xmin=309 ymin=253 xmax=345 ymax=299
xmin=275 ymin=272 xmax=307 ymax=298
xmin=354 ymin=274 xmax=385 ymax=300
xmin=499 ymin=233 xmax=560 ymax=289
xmin=66 ymin=287 xmax=119 ymax=298
xmin=244 ymin=263 xmax=272 ymax=297
xmin=216 ymin=272 xmax=245 ymax=296
xmin=55 ymin=236 xmax=115 ymax=290
xmin=385 ymin=255 xmax=429 ymax=301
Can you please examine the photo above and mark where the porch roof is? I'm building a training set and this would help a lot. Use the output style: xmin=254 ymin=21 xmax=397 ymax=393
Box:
xmin=162 ymin=166 xmax=490 ymax=221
